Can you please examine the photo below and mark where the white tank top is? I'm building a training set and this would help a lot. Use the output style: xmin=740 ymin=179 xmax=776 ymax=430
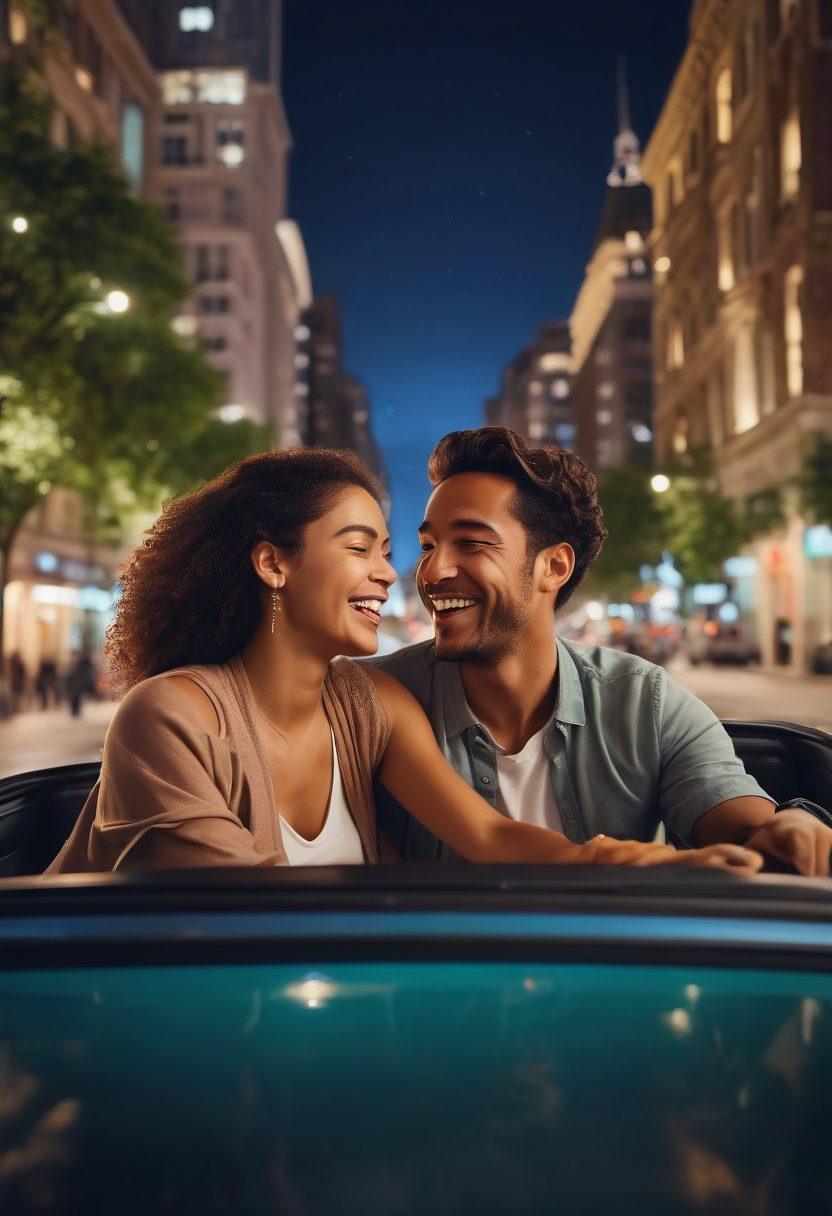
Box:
xmin=279 ymin=727 xmax=365 ymax=865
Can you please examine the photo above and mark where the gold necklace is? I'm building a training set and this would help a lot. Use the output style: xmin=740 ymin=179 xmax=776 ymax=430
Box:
xmin=255 ymin=699 xmax=324 ymax=748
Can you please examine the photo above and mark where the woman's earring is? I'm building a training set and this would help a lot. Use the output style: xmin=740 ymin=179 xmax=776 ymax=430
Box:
xmin=271 ymin=587 xmax=281 ymax=634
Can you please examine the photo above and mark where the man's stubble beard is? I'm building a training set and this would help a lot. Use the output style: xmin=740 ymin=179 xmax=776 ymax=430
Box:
xmin=434 ymin=575 xmax=533 ymax=666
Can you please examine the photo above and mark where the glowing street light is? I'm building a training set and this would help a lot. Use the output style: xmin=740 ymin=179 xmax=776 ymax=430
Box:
xmin=11 ymin=216 xmax=29 ymax=234
xmin=105 ymin=289 xmax=130 ymax=314
xmin=651 ymin=474 xmax=671 ymax=493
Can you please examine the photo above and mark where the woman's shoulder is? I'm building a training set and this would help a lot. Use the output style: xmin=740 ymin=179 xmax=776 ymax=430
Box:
xmin=114 ymin=665 xmax=223 ymax=739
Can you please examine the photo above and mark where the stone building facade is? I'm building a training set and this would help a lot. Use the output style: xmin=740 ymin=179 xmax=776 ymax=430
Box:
xmin=642 ymin=0 xmax=832 ymax=671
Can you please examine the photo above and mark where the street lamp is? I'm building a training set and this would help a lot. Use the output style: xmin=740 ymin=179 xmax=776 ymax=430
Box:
xmin=651 ymin=474 xmax=671 ymax=493
xmin=105 ymin=289 xmax=130 ymax=314
xmin=11 ymin=216 xmax=29 ymax=233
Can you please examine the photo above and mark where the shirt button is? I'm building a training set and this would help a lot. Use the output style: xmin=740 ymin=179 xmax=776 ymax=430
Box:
xmin=480 ymin=775 xmax=492 ymax=785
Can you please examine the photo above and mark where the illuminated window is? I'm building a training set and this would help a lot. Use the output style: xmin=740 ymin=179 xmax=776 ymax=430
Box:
xmin=537 ymin=352 xmax=570 ymax=373
xmin=120 ymin=102 xmax=145 ymax=193
xmin=597 ymin=409 xmax=613 ymax=426
xmin=780 ymin=108 xmax=801 ymax=200
xmin=9 ymin=6 xmax=27 ymax=43
xmin=528 ymin=421 xmax=547 ymax=440
xmin=163 ymin=69 xmax=245 ymax=106
xmin=554 ymin=422 xmax=575 ymax=445
xmin=625 ymin=230 xmax=642 ymax=252
xmin=551 ymin=377 xmax=569 ymax=400
xmin=784 ymin=265 xmax=803 ymax=397
xmin=672 ymin=417 xmax=689 ymax=454
xmin=733 ymin=323 xmax=760 ymax=433
xmin=667 ymin=321 xmax=685 ymax=370
xmin=179 ymin=7 xmax=214 ymax=32
xmin=717 ymin=205 xmax=735 ymax=292
xmin=216 ymin=119 xmax=245 ymax=166
xmin=716 ymin=69 xmax=732 ymax=143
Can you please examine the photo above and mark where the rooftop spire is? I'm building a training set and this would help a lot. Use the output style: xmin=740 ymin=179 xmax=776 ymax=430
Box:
xmin=607 ymin=54 xmax=643 ymax=187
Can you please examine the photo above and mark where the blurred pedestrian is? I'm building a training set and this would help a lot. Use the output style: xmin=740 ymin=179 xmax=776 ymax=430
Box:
xmin=66 ymin=653 xmax=95 ymax=718
xmin=35 ymin=657 xmax=58 ymax=710
xmin=8 ymin=651 xmax=27 ymax=714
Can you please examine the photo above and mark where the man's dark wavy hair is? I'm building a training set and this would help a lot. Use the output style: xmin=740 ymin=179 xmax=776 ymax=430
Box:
xmin=106 ymin=448 xmax=382 ymax=692
xmin=427 ymin=426 xmax=608 ymax=610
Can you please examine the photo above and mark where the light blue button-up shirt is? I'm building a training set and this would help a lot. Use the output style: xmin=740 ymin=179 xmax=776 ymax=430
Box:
xmin=365 ymin=637 xmax=774 ymax=860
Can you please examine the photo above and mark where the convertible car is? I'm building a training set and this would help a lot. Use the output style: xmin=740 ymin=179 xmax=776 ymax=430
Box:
xmin=0 ymin=719 xmax=831 ymax=1215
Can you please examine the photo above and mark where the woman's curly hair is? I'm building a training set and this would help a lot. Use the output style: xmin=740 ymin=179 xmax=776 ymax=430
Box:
xmin=427 ymin=426 xmax=608 ymax=610
xmin=106 ymin=448 xmax=383 ymax=692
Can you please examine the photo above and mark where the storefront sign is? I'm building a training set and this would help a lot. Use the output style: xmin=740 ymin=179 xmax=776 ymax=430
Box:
xmin=804 ymin=525 xmax=832 ymax=559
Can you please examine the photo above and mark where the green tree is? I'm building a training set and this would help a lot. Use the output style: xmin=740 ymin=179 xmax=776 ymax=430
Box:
xmin=584 ymin=462 xmax=670 ymax=600
xmin=663 ymin=473 xmax=749 ymax=586
xmin=0 ymin=69 xmax=268 ymax=654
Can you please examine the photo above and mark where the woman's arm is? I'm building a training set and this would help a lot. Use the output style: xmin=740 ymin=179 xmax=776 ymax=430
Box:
xmin=62 ymin=675 xmax=282 ymax=871
xmin=368 ymin=668 xmax=762 ymax=873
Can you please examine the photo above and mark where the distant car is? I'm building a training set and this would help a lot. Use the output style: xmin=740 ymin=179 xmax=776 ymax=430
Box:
xmin=688 ymin=622 xmax=762 ymax=666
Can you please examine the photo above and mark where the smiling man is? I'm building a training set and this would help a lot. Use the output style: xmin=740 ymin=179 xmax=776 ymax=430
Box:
xmin=367 ymin=427 xmax=832 ymax=875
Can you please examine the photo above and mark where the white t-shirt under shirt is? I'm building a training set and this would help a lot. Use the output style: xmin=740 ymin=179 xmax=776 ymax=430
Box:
xmin=279 ymin=726 xmax=365 ymax=865
xmin=490 ymin=717 xmax=564 ymax=834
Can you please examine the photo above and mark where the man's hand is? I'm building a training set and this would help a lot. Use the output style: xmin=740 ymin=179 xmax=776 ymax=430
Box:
xmin=743 ymin=809 xmax=832 ymax=877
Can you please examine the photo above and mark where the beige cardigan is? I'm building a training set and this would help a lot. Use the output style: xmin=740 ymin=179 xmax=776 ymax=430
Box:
xmin=46 ymin=655 xmax=391 ymax=873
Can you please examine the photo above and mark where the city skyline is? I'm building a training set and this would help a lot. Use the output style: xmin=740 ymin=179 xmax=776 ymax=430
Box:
xmin=283 ymin=0 xmax=690 ymax=568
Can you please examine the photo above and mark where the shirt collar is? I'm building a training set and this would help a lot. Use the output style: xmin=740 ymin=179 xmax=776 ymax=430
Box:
xmin=437 ymin=634 xmax=586 ymax=739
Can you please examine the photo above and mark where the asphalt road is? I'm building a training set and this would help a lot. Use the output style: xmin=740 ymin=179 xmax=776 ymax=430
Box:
xmin=0 ymin=661 xmax=830 ymax=780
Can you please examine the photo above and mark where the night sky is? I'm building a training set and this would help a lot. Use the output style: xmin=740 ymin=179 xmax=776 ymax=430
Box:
xmin=282 ymin=1 xmax=690 ymax=571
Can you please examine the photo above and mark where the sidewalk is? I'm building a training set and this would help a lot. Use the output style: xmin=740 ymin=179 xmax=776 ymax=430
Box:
xmin=0 ymin=701 xmax=116 ymax=780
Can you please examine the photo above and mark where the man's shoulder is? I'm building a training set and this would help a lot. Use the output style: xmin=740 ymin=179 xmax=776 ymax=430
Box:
xmin=561 ymin=637 xmax=664 ymax=687
xmin=359 ymin=638 xmax=438 ymax=701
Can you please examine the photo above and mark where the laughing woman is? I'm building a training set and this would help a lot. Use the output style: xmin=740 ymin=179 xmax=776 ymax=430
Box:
xmin=47 ymin=450 xmax=760 ymax=875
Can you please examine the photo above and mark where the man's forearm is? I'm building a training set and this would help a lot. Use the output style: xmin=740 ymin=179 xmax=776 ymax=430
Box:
xmin=692 ymin=796 xmax=776 ymax=846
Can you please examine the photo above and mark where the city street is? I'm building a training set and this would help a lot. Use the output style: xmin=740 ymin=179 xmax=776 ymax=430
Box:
xmin=0 ymin=661 xmax=829 ymax=781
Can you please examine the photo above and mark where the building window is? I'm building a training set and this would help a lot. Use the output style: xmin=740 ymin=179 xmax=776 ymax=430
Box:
xmin=667 ymin=321 xmax=685 ymax=370
xmin=550 ymin=377 xmax=569 ymax=400
xmin=162 ymin=135 xmax=188 ymax=166
xmin=165 ymin=189 xmax=180 ymax=221
xmin=780 ymin=108 xmax=801 ymax=201
xmin=815 ymin=0 xmax=832 ymax=41
xmin=733 ymin=323 xmax=760 ymax=433
xmin=198 ymin=294 xmax=230 ymax=314
xmin=179 ymin=6 xmax=214 ymax=32
xmin=554 ymin=422 xmax=575 ymax=446
xmin=216 ymin=119 xmax=245 ymax=167
xmin=163 ymin=69 xmax=246 ymax=106
xmin=120 ymin=102 xmax=145 ymax=193
xmin=9 ymin=6 xmax=27 ymax=43
xmin=716 ymin=69 xmax=732 ymax=143
xmin=669 ymin=159 xmax=684 ymax=207
xmin=717 ymin=204 xmax=736 ymax=292
xmin=784 ymin=265 xmax=804 ymax=398
xmin=672 ymin=415 xmax=689 ymax=455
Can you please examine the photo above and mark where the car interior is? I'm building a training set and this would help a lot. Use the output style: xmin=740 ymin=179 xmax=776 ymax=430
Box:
xmin=0 ymin=720 xmax=830 ymax=879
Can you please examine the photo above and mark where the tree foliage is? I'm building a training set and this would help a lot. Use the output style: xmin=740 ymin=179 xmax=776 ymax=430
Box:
xmin=800 ymin=436 xmax=832 ymax=526
xmin=0 ymin=66 xmax=269 ymax=651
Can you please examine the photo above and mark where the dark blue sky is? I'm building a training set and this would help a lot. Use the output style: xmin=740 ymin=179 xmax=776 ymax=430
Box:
xmin=283 ymin=1 xmax=690 ymax=570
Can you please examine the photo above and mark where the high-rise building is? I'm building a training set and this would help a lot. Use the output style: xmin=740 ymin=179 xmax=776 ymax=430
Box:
xmin=117 ymin=0 xmax=310 ymax=440
xmin=642 ymin=0 xmax=832 ymax=672
xmin=301 ymin=297 xmax=387 ymax=488
xmin=485 ymin=319 xmax=575 ymax=448
xmin=569 ymin=59 xmax=654 ymax=473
